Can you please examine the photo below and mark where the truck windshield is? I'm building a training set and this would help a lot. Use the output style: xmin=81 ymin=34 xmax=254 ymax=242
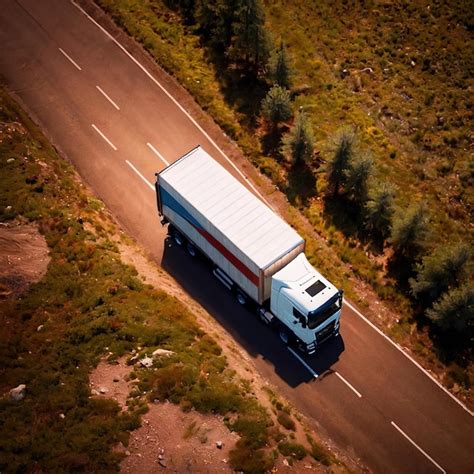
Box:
xmin=307 ymin=292 xmax=341 ymax=329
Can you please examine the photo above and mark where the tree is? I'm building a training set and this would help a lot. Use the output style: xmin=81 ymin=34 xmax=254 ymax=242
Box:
xmin=261 ymin=85 xmax=292 ymax=128
xmin=389 ymin=202 xmax=429 ymax=257
xmin=326 ymin=129 xmax=356 ymax=197
xmin=268 ymin=41 xmax=293 ymax=89
xmin=364 ymin=183 xmax=396 ymax=238
xmin=281 ymin=112 xmax=314 ymax=165
xmin=194 ymin=0 xmax=238 ymax=49
xmin=410 ymin=243 xmax=471 ymax=301
xmin=426 ymin=284 xmax=474 ymax=338
xmin=344 ymin=154 xmax=373 ymax=206
xmin=229 ymin=0 xmax=271 ymax=75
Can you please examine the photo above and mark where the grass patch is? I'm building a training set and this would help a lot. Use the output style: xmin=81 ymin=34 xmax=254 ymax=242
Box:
xmin=278 ymin=441 xmax=307 ymax=461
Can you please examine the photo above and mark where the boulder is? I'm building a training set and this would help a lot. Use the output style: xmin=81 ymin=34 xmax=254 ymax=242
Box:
xmin=9 ymin=384 xmax=26 ymax=401
xmin=139 ymin=356 xmax=154 ymax=368
xmin=152 ymin=348 xmax=175 ymax=358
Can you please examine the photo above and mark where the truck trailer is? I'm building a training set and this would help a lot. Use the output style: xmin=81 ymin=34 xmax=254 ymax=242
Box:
xmin=155 ymin=146 xmax=343 ymax=354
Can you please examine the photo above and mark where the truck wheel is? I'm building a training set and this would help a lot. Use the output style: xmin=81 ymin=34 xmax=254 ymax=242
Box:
xmin=236 ymin=291 xmax=247 ymax=306
xmin=186 ymin=242 xmax=197 ymax=257
xmin=278 ymin=327 xmax=290 ymax=345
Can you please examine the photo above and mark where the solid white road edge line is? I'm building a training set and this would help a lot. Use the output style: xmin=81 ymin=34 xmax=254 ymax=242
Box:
xmin=335 ymin=372 xmax=362 ymax=398
xmin=72 ymin=0 xmax=474 ymax=419
xmin=125 ymin=160 xmax=154 ymax=191
xmin=390 ymin=421 xmax=446 ymax=473
xmin=147 ymin=142 xmax=170 ymax=166
xmin=96 ymin=85 xmax=120 ymax=110
xmin=58 ymin=47 xmax=82 ymax=71
xmin=345 ymin=300 xmax=473 ymax=417
xmin=71 ymin=0 xmax=273 ymax=210
xmin=91 ymin=124 xmax=117 ymax=151
xmin=287 ymin=347 xmax=318 ymax=379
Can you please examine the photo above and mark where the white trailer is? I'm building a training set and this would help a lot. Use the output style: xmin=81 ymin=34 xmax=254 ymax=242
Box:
xmin=156 ymin=146 xmax=343 ymax=354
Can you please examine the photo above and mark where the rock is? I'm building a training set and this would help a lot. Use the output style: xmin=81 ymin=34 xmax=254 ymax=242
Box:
xmin=158 ymin=454 xmax=164 ymax=460
xmin=128 ymin=354 xmax=139 ymax=365
xmin=37 ymin=325 xmax=44 ymax=332
xmin=152 ymin=348 xmax=175 ymax=358
xmin=113 ymin=376 xmax=120 ymax=383
xmin=7 ymin=158 xmax=15 ymax=163
xmin=139 ymin=356 xmax=154 ymax=368
xmin=216 ymin=441 xmax=223 ymax=449
xmin=9 ymin=384 xmax=26 ymax=401
xmin=158 ymin=459 xmax=167 ymax=468
xmin=283 ymin=459 xmax=290 ymax=467
xmin=99 ymin=387 xmax=108 ymax=394
xmin=137 ymin=453 xmax=142 ymax=458
xmin=125 ymin=450 xmax=131 ymax=456
xmin=59 ymin=413 xmax=65 ymax=419
xmin=91 ymin=389 xmax=99 ymax=396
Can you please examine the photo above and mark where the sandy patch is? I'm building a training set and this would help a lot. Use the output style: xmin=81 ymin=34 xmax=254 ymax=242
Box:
xmin=121 ymin=402 xmax=238 ymax=473
xmin=89 ymin=357 xmax=134 ymax=409
xmin=0 ymin=222 xmax=49 ymax=298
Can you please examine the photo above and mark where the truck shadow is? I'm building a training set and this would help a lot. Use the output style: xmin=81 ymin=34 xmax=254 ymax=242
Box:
xmin=161 ymin=239 xmax=345 ymax=388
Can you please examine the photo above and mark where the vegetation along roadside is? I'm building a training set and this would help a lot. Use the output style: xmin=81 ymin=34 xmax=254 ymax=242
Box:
xmin=0 ymin=86 xmax=348 ymax=472
xmin=90 ymin=0 xmax=473 ymax=404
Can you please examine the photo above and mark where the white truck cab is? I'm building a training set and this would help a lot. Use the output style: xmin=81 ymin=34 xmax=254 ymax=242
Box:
xmin=271 ymin=253 xmax=342 ymax=354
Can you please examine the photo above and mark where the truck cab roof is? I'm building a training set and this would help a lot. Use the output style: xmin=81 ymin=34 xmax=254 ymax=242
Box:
xmin=272 ymin=253 xmax=339 ymax=314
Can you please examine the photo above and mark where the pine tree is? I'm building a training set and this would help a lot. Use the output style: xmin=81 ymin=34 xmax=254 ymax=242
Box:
xmin=410 ymin=243 xmax=471 ymax=301
xmin=229 ymin=0 xmax=271 ymax=75
xmin=281 ymin=112 xmax=314 ymax=165
xmin=426 ymin=284 xmax=474 ymax=338
xmin=344 ymin=154 xmax=373 ymax=206
xmin=389 ymin=202 xmax=429 ymax=257
xmin=268 ymin=41 xmax=293 ymax=89
xmin=194 ymin=0 xmax=238 ymax=49
xmin=364 ymin=183 xmax=396 ymax=238
xmin=261 ymin=85 xmax=292 ymax=128
xmin=326 ymin=129 xmax=356 ymax=197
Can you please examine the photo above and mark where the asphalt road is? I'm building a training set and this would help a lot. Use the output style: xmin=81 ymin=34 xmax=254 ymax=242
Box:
xmin=1 ymin=1 xmax=473 ymax=472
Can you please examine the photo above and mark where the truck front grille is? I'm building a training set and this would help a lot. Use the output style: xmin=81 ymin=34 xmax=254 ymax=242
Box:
xmin=316 ymin=321 xmax=336 ymax=343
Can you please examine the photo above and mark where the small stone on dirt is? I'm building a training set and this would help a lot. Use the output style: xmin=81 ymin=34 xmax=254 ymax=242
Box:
xmin=37 ymin=324 xmax=44 ymax=332
xmin=9 ymin=384 xmax=26 ymax=401
xmin=99 ymin=387 xmax=108 ymax=394
xmin=158 ymin=459 xmax=167 ymax=468
xmin=59 ymin=413 xmax=65 ymax=419
xmin=216 ymin=441 xmax=223 ymax=449
xmin=125 ymin=450 xmax=131 ymax=456
xmin=7 ymin=158 xmax=15 ymax=163
xmin=113 ymin=376 xmax=120 ymax=382
xmin=283 ymin=458 xmax=290 ymax=467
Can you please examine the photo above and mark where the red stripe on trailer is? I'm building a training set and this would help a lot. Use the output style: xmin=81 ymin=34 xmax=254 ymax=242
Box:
xmin=193 ymin=225 xmax=259 ymax=286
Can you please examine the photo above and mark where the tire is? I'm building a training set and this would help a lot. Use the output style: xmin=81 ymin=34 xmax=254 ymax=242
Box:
xmin=186 ymin=242 xmax=197 ymax=257
xmin=172 ymin=229 xmax=184 ymax=246
xmin=278 ymin=327 xmax=291 ymax=345
xmin=236 ymin=291 xmax=247 ymax=306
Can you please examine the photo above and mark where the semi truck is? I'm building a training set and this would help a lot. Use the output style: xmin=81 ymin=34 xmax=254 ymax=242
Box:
xmin=155 ymin=146 xmax=343 ymax=354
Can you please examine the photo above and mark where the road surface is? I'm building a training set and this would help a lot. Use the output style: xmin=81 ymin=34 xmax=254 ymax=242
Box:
xmin=1 ymin=1 xmax=473 ymax=472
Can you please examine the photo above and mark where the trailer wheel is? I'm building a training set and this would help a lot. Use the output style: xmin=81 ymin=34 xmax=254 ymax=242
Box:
xmin=236 ymin=291 xmax=247 ymax=306
xmin=278 ymin=327 xmax=291 ymax=345
xmin=186 ymin=242 xmax=197 ymax=257
xmin=172 ymin=229 xmax=184 ymax=246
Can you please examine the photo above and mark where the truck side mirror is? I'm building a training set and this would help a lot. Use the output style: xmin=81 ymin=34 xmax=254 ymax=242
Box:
xmin=299 ymin=316 xmax=307 ymax=328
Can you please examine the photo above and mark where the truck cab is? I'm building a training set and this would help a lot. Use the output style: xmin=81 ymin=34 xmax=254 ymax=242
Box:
xmin=270 ymin=253 xmax=342 ymax=354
